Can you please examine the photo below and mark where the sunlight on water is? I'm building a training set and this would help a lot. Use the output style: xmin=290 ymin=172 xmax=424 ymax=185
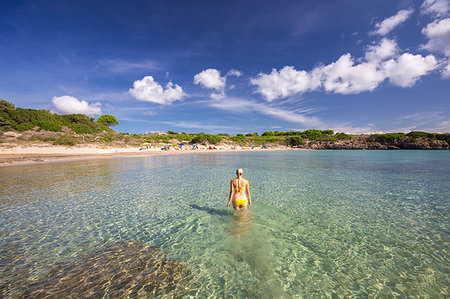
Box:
xmin=1 ymin=151 xmax=449 ymax=297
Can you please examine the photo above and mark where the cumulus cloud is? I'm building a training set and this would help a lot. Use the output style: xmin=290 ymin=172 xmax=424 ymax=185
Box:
xmin=320 ymin=55 xmax=384 ymax=94
xmin=371 ymin=8 xmax=414 ymax=36
xmin=129 ymin=76 xmax=186 ymax=105
xmin=194 ymin=69 xmax=225 ymax=91
xmin=251 ymin=38 xmax=438 ymax=100
xmin=421 ymin=0 xmax=449 ymax=18
xmin=52 ymin=95 xmax=102 ymax=116
xmin=421 ymin=18 xmax=450 ymax=77
xmin=422 ymin=18 xmax=450 ymax=55
xmin=194 ymin=68 xmax=242 ymax=99
xmin=382 ymin=53 xmax=438 ymax=87
xmin=365 ymin=38 xmax=399 ymax=63
xmin=250 ymin=66 xmax=322 ymax=101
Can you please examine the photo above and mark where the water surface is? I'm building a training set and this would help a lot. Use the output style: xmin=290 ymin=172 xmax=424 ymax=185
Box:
xmin=1 ymin=151 xmax=449 ymax=297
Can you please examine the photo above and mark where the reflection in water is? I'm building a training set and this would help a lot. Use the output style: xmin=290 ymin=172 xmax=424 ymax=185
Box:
xmin=230 ymin=209 xmax=252 ymax=238
xmin=228 ymin=209 xmax=283 ymax=298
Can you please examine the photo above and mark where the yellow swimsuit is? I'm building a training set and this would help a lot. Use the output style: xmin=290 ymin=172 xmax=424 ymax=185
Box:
xmin=233 ymin=185 xmax=248 ymax=206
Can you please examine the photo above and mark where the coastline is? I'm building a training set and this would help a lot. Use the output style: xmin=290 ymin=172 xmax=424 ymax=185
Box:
xmin=0 ymin=145 xmax=296 ymax=167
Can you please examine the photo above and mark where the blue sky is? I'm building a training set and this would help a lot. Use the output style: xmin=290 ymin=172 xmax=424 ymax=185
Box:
xmin=1 ymin=0 xmax=449 ymax=134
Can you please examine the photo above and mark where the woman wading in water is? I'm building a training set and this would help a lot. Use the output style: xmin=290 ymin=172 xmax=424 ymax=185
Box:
xmin=228 ymin=168 xmax=252 ymax=210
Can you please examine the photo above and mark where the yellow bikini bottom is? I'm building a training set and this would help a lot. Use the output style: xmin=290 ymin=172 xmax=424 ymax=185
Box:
xmin=233 ymin=198 xmax=248 ymax=206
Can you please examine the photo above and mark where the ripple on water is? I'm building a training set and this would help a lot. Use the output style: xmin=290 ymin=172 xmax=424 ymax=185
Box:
xmin=2 ymin=241 xmax=191 ymax=298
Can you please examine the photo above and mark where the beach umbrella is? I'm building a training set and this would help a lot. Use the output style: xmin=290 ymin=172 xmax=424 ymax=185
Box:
xmin=142 ymin=142 xmax=150 ymax=146
xmin=179 ymin=143 xmax=184 ymax=146
xmin=166 ymin=143 xmax=172 ymax=145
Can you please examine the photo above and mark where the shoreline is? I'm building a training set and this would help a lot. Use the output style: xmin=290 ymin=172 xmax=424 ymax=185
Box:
xmin=0 ymin=145 xmax=296 ymax=167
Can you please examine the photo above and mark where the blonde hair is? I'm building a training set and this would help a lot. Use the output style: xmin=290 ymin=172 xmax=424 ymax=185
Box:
xmin=236 ymin=168 xmax=243 ymax=190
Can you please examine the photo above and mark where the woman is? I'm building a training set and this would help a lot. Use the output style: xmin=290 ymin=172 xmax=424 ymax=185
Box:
xmin=227 ymin=168 xmax=252 ymax=210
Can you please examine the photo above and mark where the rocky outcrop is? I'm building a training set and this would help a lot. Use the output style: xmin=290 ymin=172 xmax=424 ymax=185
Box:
xmin=297 ymin=137 xmax=449 ymax=150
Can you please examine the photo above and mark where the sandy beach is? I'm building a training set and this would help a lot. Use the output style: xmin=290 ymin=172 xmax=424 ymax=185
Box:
xmin=0 ymin=144 xmax=294 ymax=166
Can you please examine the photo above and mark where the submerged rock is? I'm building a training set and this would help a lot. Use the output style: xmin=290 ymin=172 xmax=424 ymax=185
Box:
xmin=21 ymin=242 xmax=191 ymax=298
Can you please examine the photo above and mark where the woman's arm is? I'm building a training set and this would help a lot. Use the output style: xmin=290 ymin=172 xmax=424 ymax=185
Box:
xmin=227 ymin=180 xmax=234 ymax=208
xmin=246 ymin=181 xmax=251 ymax=206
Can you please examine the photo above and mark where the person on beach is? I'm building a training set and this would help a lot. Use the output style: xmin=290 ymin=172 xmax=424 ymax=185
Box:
xmin=228 ymin=168 xmax=251 ymax=210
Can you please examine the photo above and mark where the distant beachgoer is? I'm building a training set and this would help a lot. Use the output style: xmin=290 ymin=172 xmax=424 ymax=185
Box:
xmin=228 ymin=168 xmax=251 ymax=210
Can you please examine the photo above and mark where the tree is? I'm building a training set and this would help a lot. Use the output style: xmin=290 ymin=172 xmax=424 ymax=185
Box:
xmin=97 ymin=115 xmax=119 ymax=127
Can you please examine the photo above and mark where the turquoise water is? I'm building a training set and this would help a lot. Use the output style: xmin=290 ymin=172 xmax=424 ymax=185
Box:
xmin=1 ymin=151 xmax=449 ymax=297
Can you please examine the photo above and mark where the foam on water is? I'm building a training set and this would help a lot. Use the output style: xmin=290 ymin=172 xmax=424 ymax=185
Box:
xmin=1 ymin=151 xmax=449 ymax=297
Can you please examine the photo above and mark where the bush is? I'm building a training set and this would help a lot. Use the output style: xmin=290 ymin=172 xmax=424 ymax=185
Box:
xmin=286 ymin=136 xmax=303 ymax=147
xmin=0 ymin=100 xmax=112 ymax=134
xmin=245 ymin=132 xmax=259 ymax=137
xmin=407 ymin=131 xmax=433 ymax=138
xmin=190 ymin=133 xmax=222 ymax=145
xmin=370 ymin=133 xmax=405 ymax=142
xmin=335 ymin=132 xmax=354 ymax=139
xmin=262 ymin=131 xmax=274 ymax=136
xmin=53 ymin=136 xmax=78 ymax=146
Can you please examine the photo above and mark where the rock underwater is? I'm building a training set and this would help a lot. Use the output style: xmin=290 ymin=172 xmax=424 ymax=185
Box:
xmin=20 ymin=241 xmax=192 ymax=298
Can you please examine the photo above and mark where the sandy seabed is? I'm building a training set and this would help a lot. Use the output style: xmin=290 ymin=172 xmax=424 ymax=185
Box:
xmin=0 ymin=145 xmax=296 ymax=167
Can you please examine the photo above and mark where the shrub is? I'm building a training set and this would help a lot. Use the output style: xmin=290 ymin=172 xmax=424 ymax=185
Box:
xmin=245 ymin=132 xmax=259 ymax=137
xmin=53 ymin=136 xmax=78 ymax=146
xmin=335 ymin=132 xmax=354 ymax=139
xmin=286 ymin=136 xmax=303 ymax=147
xmin=370 ymin=133 xmax=405 ymax=142
xmin=407 ymin=131 xmax=434 ymax=138
xmin=262 ymin=131 xmax=274 ymax=136
xmin=190 ymin=133 xmax=222 ymax=145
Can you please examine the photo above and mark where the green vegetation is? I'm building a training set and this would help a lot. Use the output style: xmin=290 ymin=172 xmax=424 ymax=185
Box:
xmin=0 ymin=100 xmax=111 ymax=134
xmin=97 ymin=114 xmax=119 ymax=127
xmin=190 ymin=133 xmax=222 ymax=145
xmin=1 ymin=100 xmax=449 ymax=149
xmin=286 ymin=136 xmax=303 ymax=147
xmin=369 ymin=133 xmax=406 ymax=142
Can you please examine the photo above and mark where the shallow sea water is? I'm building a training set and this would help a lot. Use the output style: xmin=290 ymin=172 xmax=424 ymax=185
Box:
xmin=0 ymin=150 xmax=449 ymax=297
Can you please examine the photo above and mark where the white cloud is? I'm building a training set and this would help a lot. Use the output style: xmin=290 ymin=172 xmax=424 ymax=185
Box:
xmin=129 ymin=76 xmax=186 ymax=105
xmin=97 ymin=59 xmax=159 ymax=73
xmin=421 ymin=0 xmax=450 ymax=18
xmin=162 ymin=121 xmax=230 ymax=130
xmin=194 ymin=69 xmax=226 ymax=91
xmin=251 ymin=38 xmax=438 ymax=99
xmin=320 ymin=55 xmax=385 ymax=94
xmin=209 ymin=97 xmax=324 ymax=127
xmin=52 ymin=95 xmax=102 ymax=116
xmin=226 ymin=69 xmax=243 ymax=77
xmin=393 ymin=111 xmax=450 ymax=132
xmin=365 ymin=38 xmax=399 ymax=63
xmin=443 ymin=59 xmax=450 ymax=77
xmin=250 ymin=66 xmax=322 ymax=101
xmin=382 ymin=53 xmax=438 ymax=87
xmin=194 ymin=68 xmax=242 ymax=99
xmin=371 ymin=8 xmax=414 ymax=36
xmin=422 ymin=18 xmax=450 ymax=55
xmin=421 ymin=18 xmax=450 ymax=77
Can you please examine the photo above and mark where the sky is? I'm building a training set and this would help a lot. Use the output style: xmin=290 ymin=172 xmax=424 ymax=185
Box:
xmin=0 ymin=0 xmax=449 ymax=134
